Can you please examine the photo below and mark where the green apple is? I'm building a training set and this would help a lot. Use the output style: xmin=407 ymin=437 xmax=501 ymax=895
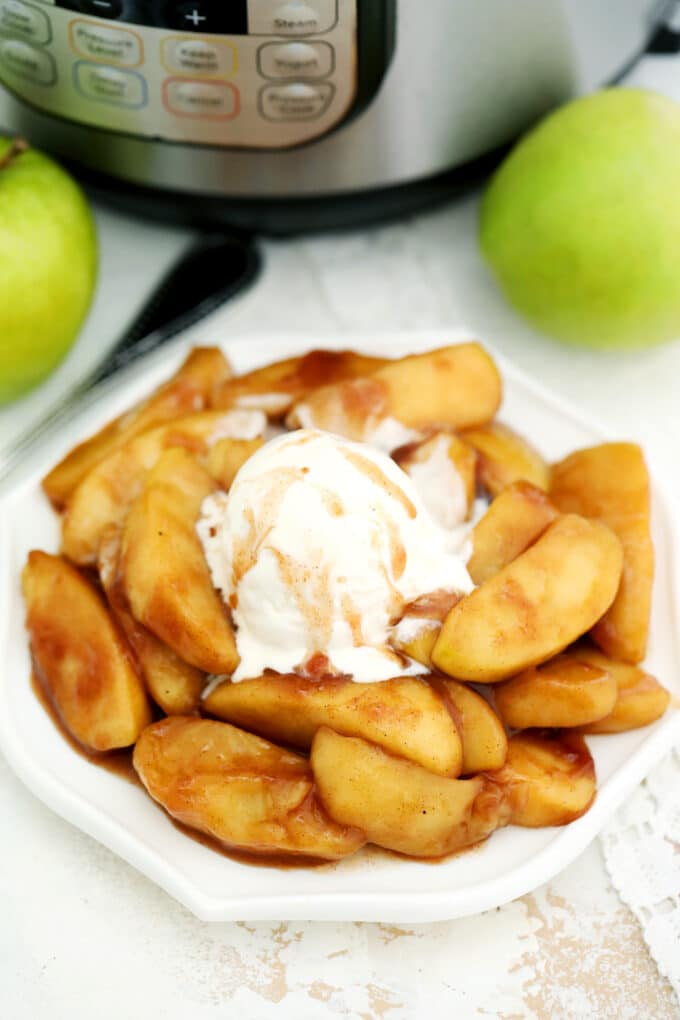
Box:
xmin=0 ymin=136 xmax=97 ymax=402
xmin=480 ymin=88 xmax=680 ymax=349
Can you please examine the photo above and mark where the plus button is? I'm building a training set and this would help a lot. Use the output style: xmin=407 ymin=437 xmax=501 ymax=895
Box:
xmin=184 ymin=8 xmax=207 ymax=26
xmin=169 ymin=2 xmax=247 ymax=34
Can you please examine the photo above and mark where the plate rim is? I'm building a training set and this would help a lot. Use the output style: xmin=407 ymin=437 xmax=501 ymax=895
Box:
xmin=1 ymin=329 xmax=679 ymax=923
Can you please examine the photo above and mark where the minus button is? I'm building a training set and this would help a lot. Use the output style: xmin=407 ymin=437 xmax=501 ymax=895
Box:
xmin=77 ymin=0 xmax=123 ymax=19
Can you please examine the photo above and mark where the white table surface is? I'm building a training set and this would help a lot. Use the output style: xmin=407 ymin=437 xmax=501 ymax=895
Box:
xmin=2 ymin=55 xmax=680 ymax=1020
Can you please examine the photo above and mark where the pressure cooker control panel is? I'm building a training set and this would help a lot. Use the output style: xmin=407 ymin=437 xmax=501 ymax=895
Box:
xmin=0 ymin=0 xmax=358 ymax=148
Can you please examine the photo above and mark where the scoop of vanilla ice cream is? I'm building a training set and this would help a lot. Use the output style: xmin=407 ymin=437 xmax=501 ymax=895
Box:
xmin=198 ymin=429 xmax=474 ymax=682
xmin=401 ymin=434 xmax=470 ymax=531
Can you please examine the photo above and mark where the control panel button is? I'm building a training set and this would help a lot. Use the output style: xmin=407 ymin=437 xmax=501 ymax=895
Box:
xmin=76 ymin=0 xmax=121 ymax=16
xmin=0 ymin=0 xmax=51 ymax=44
xmin=163 ymin=77 xmax=239 ymax=119
xmin=0 ymin=36 xmax=55 ymax=81
xmin=248 ymin=0 xmax=337 ymax=36
xmin=258 ymin=40 xmax=332 ymax=79
xmin=161 ymin=36 xmax=236 ymax=78
xmin=169 ymin=2 xmax=247 ymax=35
xmin=73 ymin=60 xmax=146 ymax=106
xmin=259 ymin=80 xmax=333 ymax=120
xmin=70 ymin=19 xmax=142 ymax=66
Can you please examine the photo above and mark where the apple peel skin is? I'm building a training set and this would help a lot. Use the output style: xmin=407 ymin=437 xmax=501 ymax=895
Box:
xmin=0 ymin=137 xmax=97 ymax=402
xmin=480 ymin=88 xmax=680 ymax=349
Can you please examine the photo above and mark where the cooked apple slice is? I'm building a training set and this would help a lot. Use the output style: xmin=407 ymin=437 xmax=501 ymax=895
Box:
xmin=98 ymin=529 xmax=205 ymax=715
xmin=393 ymin=619 xmax=440 ymax=669
xmin=551 ymin=443 xmax=654 ymax=664
xmin=22 ymin=551 xmax=152 ymax=751
xmin=392 ymin=590 xmax=463 ymax=669
xmin=437 ymin=679 xmax=507 ymax=772
xmin=204 ymin=674 xmax=463 ymax=776
xmin=206 ymin=436 xmax=264 ymax=490
xmin=394 ymin=432 xmax=477 ymax=527
xmin=494 ymin=655 xmax=617 ymax=729
xmin=287 ymin=343 xmax=502 ymax=443
xmin=134 ymin=717 xmax=364 ymax=860
xmin=120 ymin=448 xmax=239 ymax=675
xmin=487 ymin=731 xmax=596 ymax=827
xmin=213 ymin=349 xmax=389 ymax=418
xmin=62 ymin=409 xmax=265 ymax=566
xmin=461 ymin=422 xmax=550 ymax=497
xmin=311 ymin=727 xmax=504 ymax=858
xmin=43 ymin=347 xmax=232 ymax=510
xmin=467 ymin=481 xmax=559 ymax=586
xmin=432 ymin=514 xmax=624 ymax=683
xmin=568 ymin=645 xmax=671 ymax=734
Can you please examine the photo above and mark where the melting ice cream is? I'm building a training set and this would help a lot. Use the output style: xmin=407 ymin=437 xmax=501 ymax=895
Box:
xmin=198 ymin=429 xmax=474 ymax=682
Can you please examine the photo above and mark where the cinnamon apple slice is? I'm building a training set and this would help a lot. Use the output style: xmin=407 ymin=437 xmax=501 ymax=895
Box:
xmin=43 ymin=346 xmax=232 ymax=510
xmin=23 ymin=550 xmax=151 ymax=751
xmin=120 ymin=448 xmax=239 ymax=675
xmin=432 ymin=514 xmax=623 ymax=683
xmin=134 ymin=717 xmax=365 ymax=861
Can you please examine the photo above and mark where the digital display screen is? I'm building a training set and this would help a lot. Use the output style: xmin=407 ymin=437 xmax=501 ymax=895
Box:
xmin=169 ymin=1 xmax=249 ymax=35
xmin=55 ymin=0 xmax=250 ymax=35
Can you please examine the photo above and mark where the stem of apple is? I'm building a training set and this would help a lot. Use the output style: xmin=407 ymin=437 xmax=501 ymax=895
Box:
xmin=0 ymin=137 xmax=29 ymax=171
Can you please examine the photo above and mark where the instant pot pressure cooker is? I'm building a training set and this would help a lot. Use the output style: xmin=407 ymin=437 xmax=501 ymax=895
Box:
xmin=0 ymin=0 xmax=678 ymax=231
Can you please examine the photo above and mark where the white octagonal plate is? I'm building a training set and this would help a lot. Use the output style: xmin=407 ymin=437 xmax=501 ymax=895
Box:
xmin=1 ymin=330 xmax=679 ymax=922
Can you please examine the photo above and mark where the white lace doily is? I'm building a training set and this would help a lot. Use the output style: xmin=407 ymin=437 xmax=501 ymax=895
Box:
xmin=600 ymin=741 xmax=680 ymax=1002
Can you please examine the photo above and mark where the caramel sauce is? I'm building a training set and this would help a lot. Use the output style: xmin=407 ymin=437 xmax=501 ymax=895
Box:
xmin=284 ymin=431 xmax=318 ymax=446
xmin=340 ymin=595 xmax=364 ymax=647
xmin=382 ymin=516 xmax=407 ymax=583
xmin=31 ymin=669 xmax=139 ymax=785
xmin=215 ymin=350 xmax=386 ymax=410
xmin=403 ymin=589 xmax=463 ymax=622
xmin=427 ymin=675 xmax=466 ymax=754
xmin=295 ymin=350 xmax=375 ymax=390
xmin=532 ymin=729 xmax=596 ymax=780
xmin=162 ymin=430 xmax=208 ymax=456
xmin=31 ymin=668 xmax=333 ymax=867
xmin=166 ymin=815 xmax=333 ymax=870
xmin=31 ymin=666 xmax=494 ymax=868
xmin=339 ymin=376 xmax=389 ymax=425
xmin=342 ymin=448 xmax=417 ymax=519
xmin=211 ymin=668 xmax=352 ymax=696
xmin=229 ymin=466 xmax=304 ymax=587
xmin=270 ymin=547 xmax=334 ymax=653
xmin=391 ymin=430 xmax=439 ymax=467
xmin=511 ymin=478 xmax=558 ymax=509
xmin=385 ymin=839 xmax=490 ymax=865
xmin=301 ymin=655 xmax=345 ymax=682
xmin=318 ymin=487 xmax=344 ymax=517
